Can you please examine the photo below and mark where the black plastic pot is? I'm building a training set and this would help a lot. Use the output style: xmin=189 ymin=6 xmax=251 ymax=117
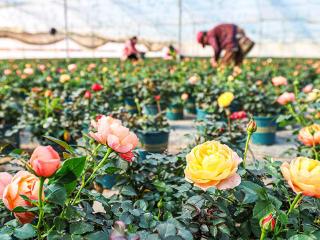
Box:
xmin=137 ymin=130 xmax=169 ymax=153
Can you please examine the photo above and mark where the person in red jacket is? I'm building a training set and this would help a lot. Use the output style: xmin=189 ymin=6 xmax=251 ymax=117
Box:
xmin=122 ymin=36 xmax=144 ymax=61
xmin=197 ymin=24 xmax=254 ymax=67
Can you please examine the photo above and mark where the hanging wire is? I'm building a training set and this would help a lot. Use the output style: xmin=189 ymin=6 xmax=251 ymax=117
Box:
xmin=63 ymin=0 xmax=69 ymax=58
xmin=178 ymin=0 xmax=182 ymax=60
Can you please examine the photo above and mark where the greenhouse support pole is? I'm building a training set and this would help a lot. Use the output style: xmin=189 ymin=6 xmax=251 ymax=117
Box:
xmin=64 ymin=0 xmax=70 ymax=58
xmin=178 ymin=0 xmax=182 ymax=61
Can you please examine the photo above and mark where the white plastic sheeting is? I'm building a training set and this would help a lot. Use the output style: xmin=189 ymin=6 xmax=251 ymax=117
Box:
xmin=0 ymin=0 xmax=320 ymax=58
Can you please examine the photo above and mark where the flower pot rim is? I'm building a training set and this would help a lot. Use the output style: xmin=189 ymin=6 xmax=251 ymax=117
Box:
xmin=137 ymin=130 xmax=170 ymax=135
xmin=253 ymin=116 xmax=276 ymax=120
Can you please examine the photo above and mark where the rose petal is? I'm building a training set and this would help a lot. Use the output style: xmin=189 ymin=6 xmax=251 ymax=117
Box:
xmin=217 ymin=173 xmax=241 ymax=190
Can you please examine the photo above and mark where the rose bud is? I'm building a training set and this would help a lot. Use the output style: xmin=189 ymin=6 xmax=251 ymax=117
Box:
xmin=44 ymin=90 xmax=53 ymax=98
xmin=247 ymin=119 xmax=257 ymax=134
xmin=91 ymin=83 xmax=103 ymax=92
xmin=63 ymin=130 xmax=71 ymax=142
xmin=84 ymin=90 xmax=92 ymax=99
xmin=119 ymin=151 xmax=135 ymax=162
xmin=154 ymin=95 xmax=161 ymax=101
xmin=29 ymin=146 xmax=61 ymax=178
xmin=110 ymin=221 xmax=126 ymax=240
xmin=260 ymin=213 xmax=276 ymax=231
xmin=181 ymin=93 xmax=189 ymax=101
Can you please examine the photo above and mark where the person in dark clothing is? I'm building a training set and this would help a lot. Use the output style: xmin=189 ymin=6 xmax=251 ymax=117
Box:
xmin=197 ymin=23 xmax=254 ymax=67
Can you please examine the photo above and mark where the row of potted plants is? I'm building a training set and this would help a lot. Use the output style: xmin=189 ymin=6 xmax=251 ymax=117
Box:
xmin=0 ymin=79 xmax=319 ymax=239
xmin=1 ymin=58 xmax=319 ymax=159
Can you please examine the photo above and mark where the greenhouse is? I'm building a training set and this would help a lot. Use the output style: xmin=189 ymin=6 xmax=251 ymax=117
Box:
xmin=0 ymin=0 xmax=320 ymax=239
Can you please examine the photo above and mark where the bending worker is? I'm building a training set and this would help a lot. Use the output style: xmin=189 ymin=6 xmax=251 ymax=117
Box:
xmin=122 ymin=36 xmax=144 ymax=61
xmin=197 ymin=23 xmax=254 ymax=67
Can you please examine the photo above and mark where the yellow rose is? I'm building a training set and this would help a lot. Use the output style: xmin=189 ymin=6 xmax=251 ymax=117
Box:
xmin=281 ymin=157 xmax=320 ymax=198
xmin=227 ymin=75 xmax=234 ymax=81
xmin=185 ymin=141 xmax=242 ymax=191
xmin=217 ymin=92 xmax=234 ymax=108
xmin=59 ymin=74 xmax=70 ymax=83
xmin=306 ymin=89 xmax=320 ymax=102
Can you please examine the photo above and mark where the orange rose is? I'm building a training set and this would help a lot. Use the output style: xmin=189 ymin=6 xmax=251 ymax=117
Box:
xmin=2 ymin=171 xmax=42 ymax=223
xmin=29 ymin=146 xmax=61 ymax=178
xmin=272 ymin=76 xmax=287 ymax=86
xmin=298 ymin=124 xmax=320 ymax=146
xmin=44 ymin=90 xmax=53 ymax=98
xmin=281 ymin=157 xmax=320 ymax=198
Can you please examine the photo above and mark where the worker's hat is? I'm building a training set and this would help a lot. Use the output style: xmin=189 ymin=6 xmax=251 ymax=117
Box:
xmin=196 ymin=31 xmax=206 ymax=47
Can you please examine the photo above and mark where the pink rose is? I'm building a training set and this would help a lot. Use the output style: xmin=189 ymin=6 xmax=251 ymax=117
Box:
xmin=84 ymin=90 xmax=92 ymax=99
xmin=3 ymin=171 xmax=42 ymax=224
xmin=272 ymin=76 xmax=287 ymax=86
xmin=181 ymin=93 xmax=189 ymax=101
xmin=29 ymin=146 xmax=61 ymax=178
xmin=68 ymin=63 xmax=77 ymax=73
xmin=87 ymin=63 xmax=96 ymax=71
xmin=23 ymin=67 xmax=34 ymax=75
xmin=0 ymin=172 xmax=12 ymax=199
xmin=188 ymin=75 xmax=199 ymax=85
xmin=3 ymin=69 xmax=12 ymax=75
xmin=89 ymin=115 xmax=139 ymax=153
xmin=230 ymin=111 xmax=247 ymax=120
xmin=277 ymin=92 xmax=295 ymax=105
xmin=38 ymin=64 xmax=46 ymax=71
xmin=303 ymin=84 xmax=313 ymax=93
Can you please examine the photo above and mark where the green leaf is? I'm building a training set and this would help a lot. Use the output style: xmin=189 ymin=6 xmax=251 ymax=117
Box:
xmin=153 ymin=180 xmax=172 ymax=193
xmin=44 ymin=136 xmax=75 ymax=154
xmin=253 ymin=200 xmax=275 ymax=220
xmin=85 ymin=231 xmax=107 ymax=240
xmin=288 ymin=235 xmax=317 ymax=240
xmin=156 ymin=223 xmax=177 ymax=238
xmin=69 ymin=222 xmax=94 ymax=235
xmin=4 ymin=220 xmax=18 ymax=227
xmin=53 ymin=217 xmax=66 ymax=231
xmin=134 ymin=200 xmax=148 ymax=211
xmin=45 ymin=184 xmax=67 ymax=206
xmin=239 ymin=181 xmax=263 ymax=204
xmin=13 ymin=224 xmax=37 ymax=239
xmin=186 ymin=195 xmax=205 ymax=209
xmin=0 ymin=233 xmax=11 ymax=240
xmin=278 ymin=210 xmax=288 ymax=225
xmin=51 ymin=156 xmax=86 ymax=193
xmin=121 ymin=186 xmax=137 ymax=196
xmin=12 ymin=206 xmax=38 ymax=213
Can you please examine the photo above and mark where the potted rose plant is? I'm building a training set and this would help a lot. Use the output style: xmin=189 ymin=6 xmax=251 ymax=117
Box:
xmin=241 ymin=82 xmax=280 ymax=145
